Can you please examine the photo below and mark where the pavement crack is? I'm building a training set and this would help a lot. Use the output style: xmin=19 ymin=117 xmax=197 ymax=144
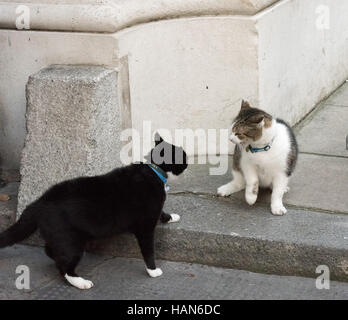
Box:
xmin=169 ymin=190 xmax=217 ymax=198
xmin=299 ymin=151 xmax=348 ymax=159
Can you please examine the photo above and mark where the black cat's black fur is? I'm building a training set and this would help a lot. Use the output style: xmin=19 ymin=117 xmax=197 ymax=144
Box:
xmin=0 ymin=133 xmax=187 ymax=288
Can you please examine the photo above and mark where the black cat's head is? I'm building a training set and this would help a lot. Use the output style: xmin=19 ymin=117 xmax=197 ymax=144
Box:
xmin=145 ymin=132 xmax=188 ymax=176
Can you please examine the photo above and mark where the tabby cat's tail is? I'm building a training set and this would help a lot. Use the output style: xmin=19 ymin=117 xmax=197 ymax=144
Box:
xmin=0 ymin=206 xmax=38 ymax=248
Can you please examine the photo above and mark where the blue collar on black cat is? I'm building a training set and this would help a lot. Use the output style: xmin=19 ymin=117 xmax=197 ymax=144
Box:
xmin=247 ymin=136 xmax=276 ymax=154
xmin=146 ymin=163 xmax=168 ymax=184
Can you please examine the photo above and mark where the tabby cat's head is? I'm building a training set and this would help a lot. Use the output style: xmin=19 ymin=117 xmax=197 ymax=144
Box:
xmin=229 ymin=100 xmax=273 ymax=145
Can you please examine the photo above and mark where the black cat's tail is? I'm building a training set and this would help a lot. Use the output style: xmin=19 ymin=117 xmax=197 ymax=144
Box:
xmin=0 ymin=206 xmax=38 ymax=248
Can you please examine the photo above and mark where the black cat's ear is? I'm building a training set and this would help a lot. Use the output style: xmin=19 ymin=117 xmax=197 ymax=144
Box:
xmin=241 ymin=100 xmax=251 ymax=109
xmin=154 ymin=132 xmax=164 ymax=146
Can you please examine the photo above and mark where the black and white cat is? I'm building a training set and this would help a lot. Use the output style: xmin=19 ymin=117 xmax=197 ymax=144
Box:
xmin=218 ymin=101 xmax=298 ymax=215
xmin=0 ymin=133 xmax=187 ymax=289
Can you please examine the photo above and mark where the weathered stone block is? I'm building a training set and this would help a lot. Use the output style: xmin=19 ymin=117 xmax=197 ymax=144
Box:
xmin=17 ymin=65 xmax=121 ymax=216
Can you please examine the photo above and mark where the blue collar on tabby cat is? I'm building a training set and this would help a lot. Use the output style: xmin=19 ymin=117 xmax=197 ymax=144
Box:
xmin=247 ymin=136 xmax=276 ymax=153
xmin=146 ymin=163 xmax=168 ymax=184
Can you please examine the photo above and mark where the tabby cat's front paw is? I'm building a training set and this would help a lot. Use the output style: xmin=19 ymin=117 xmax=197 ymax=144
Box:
xmin=245 ymin=192 xmax=257 ymax=206
xmin=217 ymin=184 xmax=232 ymax=197
xmin=271 ymin=203 xmax=287 ymax=216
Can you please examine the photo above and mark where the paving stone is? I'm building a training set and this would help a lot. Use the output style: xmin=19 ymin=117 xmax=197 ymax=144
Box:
xmin=325 ymin=83 xmax=348 ymax=107
xmin=286 ymin=153 xmax=348 ymax=213
xmin=170 ymin=155 xmax=348 ymax=214
xmin=1 ymin=246 xmax=347 ymax=300
xmin=296 ymin=105 xmax=348 ymax=157
xmin=169 ymin=157 xmax=231 ymax=195
xmin=0 ymin=245 xmax=110 ymax=299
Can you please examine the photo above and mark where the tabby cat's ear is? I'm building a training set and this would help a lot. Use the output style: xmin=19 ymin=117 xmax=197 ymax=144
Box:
xmin=251 ymin=115 xmax=265 ymax=126
xmin=241 ymin=100 xmax=251 ymax=109
xmin=154 ymin=132 xmax=164 ymax=146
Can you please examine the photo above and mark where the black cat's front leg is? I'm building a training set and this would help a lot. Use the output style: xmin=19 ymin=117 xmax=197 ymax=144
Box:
xmin=160 ymin=211 xmax=180 ymax=224
xmin=160 ymin=211 xmax=171 ymax=223
xmin=135 ymin=230 xmax=162 ymax=278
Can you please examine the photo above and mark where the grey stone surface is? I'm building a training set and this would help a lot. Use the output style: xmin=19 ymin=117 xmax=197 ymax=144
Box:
xmin=170 ymin=155 xmax=348 ymax=214
xmin=296 ymin=105 xmax=348 ymax=157
xmin=287 ymin=154 xmax=348 ymax=213
xmin=0 ymin=245 xmax=109 ymax=300
xmin=1 ymin=245 xmax=347 ymax=300
xmin=325 ymin=82 xmax=348 ymax=106
xmin=17 ymin=65 xmax=122 ymax=216
xmin=169 ymin=157 xmax=231 ymax=195
xmin=0 ymin=245 xmax=54 ymax=299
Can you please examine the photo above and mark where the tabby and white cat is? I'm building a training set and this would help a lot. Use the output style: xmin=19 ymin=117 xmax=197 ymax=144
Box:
xmin=218 ymin=101 xmax=298 ymax=215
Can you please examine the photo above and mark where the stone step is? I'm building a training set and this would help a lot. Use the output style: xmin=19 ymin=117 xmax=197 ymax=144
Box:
xmin=86 ymin=154 xmax=348 ymax=282
xmin=89 ymin=192 xmax=348 ymax=282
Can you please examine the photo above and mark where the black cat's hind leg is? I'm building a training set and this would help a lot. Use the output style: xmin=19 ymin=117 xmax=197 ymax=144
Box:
xmin=134 ymin=229 xmax=162 ymax=278
xmin=160 ymin=211 xmax=180 ymax=224
xmin=47 ymin=237 xmax=93 ymax=290
xmin=44 ymin=245 xmax=54 ymax=260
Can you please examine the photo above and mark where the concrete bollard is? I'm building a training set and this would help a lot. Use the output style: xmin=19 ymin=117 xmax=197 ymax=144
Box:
xmin=17 ymin=65 xmax=122 ymax=216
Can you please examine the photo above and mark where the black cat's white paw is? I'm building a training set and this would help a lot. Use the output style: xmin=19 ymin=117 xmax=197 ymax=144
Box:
xmin=168 ymin=214 xmax=180 ymax=223
xmin=65 ymin=274 xmax=94 ymax=290
xmin=146 ymin=268 xmax=163 ymax=278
